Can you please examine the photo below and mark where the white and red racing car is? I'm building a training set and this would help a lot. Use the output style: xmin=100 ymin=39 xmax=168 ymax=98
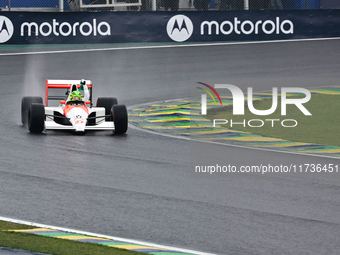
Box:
xmin=21 ymin=79 xmax=128 ymax=134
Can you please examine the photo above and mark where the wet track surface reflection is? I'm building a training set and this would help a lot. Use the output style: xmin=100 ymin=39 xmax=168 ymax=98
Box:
xmin=1 ymin=40 xmax=340 ymax=254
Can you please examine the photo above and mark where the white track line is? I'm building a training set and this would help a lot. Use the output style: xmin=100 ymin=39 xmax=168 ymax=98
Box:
xmin=0 ymin=37 xmax=340 ymax=56
xmin=0 ymin=216 xmax=216 ymax=255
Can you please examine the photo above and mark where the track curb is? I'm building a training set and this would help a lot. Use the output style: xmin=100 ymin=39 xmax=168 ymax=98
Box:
xmin=0 ymin=217 xmax=215 ymax=255
xmin=128 ymin=87 xmax=340 ymax=159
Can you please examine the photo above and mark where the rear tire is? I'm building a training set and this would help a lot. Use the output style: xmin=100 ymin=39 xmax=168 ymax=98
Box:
xmin=28 ymin=103 xmax=45 ymax=133
xmin=21 ymin=96 xmax=43 ymax=126
xmin=97 ymin=97 xmax=118 ymax=121
xmin=111 ymin=104 xmax=128 ymax=134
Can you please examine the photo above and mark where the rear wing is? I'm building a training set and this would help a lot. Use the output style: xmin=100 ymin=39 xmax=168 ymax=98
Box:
xmin=45 ymin=79 xmax=93 ymax=106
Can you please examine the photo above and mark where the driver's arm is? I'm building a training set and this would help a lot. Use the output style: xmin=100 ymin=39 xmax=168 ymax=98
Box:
xmin=80 ymin=80 xmax=90 ymax=101
xmin=83 ymin=84 xmax=89 ymax=101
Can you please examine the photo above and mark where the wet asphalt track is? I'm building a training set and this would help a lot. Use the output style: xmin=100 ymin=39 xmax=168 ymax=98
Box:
xmin=0 ymin=40 xmax=340 ymax=254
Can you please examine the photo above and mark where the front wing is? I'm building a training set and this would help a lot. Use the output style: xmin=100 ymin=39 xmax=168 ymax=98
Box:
xmin=45 ymin=106 xmax=113 ymax=132
xmin=45 ymin=121 xmax=114 ymax=131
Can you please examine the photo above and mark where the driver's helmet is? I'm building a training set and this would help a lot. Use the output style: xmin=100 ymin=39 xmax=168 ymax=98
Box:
xmin=69 ymin=91 xmax=83 ymax=101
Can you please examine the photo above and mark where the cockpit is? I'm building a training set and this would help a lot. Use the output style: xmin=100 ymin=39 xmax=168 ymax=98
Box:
xmin=67 ymin=101 xmax=84 ymax=106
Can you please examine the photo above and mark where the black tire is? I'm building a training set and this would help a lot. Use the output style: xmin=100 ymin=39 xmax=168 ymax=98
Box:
xmin=28 ymin=103 xmax=45 ymax=133
xmin=111 ymin=104 xmax=128 ymax=134
xmin=97 ymin=97 xmax=118 ymax=121
xmin=21 ymin=96 xmax=43 ymax=126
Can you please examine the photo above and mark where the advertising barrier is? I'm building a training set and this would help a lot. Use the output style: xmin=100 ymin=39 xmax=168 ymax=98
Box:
xmin=0 ymin=10 xmax=339 ymax=44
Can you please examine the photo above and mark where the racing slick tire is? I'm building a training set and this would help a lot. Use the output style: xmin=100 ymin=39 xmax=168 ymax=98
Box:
xmin=111 ymin=104 xmax=128 ymax=134
xmin=21 ymin=96 xmax=43 ymax=126
xmin=97 ymin=97 xmax=118 ymax=121
xmin=28 ymin=103 xmax=45 ymax=133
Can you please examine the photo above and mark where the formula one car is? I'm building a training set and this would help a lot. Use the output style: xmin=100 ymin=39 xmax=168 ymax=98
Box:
xmin=21 ymin=79 xmax=128 ymax=134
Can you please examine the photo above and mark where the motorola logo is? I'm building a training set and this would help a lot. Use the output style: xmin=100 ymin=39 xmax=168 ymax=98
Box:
xmin=167 ymin=15 xmax=193 ymax=42
xmin=0 ymin=16 xmax=14 ymax=43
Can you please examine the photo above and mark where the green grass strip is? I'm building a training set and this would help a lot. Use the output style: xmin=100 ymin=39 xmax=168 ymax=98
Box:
xmin=205 ymin=94 xmax=340 ymax=147
xmin=0 ymin=221 xmax=144 ymax=255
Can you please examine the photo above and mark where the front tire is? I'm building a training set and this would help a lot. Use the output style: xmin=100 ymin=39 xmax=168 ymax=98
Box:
xmin=97 ymin=97 xmax=118 ymax=121
xmin=21 ymin=96 xmax=43 ymax=126
xmin=111 ymin=104 xmax=128 ymax=134
xmin=28 ymin=103 xmax=45 ymax=133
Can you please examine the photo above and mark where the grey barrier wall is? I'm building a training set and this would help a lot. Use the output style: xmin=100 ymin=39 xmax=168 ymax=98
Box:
xmin=320 ymin=0 xmax=340 ymax=9
xmin=0 ymin=10 xmax=339 ymax=44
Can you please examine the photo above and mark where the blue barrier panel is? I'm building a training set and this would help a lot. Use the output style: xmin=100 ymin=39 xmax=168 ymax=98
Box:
xmin=0 ymin=0 xmax=72 ymax=9
xmin=283 ymin=0 xmax=320 ymax=9
xmin=307 ymin=0 xmax=321 ymax=8
xmin=0 ymin=0 xmax=60 ymax=8
xmin=0 ymin=10 xmax=339 ymax=44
